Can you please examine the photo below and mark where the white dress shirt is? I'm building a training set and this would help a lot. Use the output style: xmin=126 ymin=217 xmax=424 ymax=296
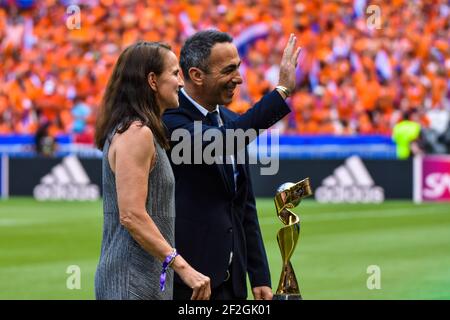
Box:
xmin=181 ymin=88 xmax=239 ymax=190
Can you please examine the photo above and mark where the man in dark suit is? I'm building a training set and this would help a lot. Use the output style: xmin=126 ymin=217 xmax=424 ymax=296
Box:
xmin=163 ymin=30 xmax=300 ymax=300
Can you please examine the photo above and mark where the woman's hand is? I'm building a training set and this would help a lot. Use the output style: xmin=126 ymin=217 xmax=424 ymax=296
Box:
xmin=171 ymin=255 xmax=211 ymax=300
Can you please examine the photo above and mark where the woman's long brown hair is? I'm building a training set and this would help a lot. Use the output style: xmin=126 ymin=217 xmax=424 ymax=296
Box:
xmin=95 ymin=41 xmax=171 ymax=150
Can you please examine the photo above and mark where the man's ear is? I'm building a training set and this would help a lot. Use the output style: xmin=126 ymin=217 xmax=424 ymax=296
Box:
xmin=148 ymin=72 xmax=158 ymax=91
xmin=188 ymin=67 xmax=204 ymax=86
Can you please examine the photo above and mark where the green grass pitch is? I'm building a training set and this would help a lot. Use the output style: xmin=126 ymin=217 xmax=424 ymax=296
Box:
xmin=0 ymin=198 xmax=449 ymax=299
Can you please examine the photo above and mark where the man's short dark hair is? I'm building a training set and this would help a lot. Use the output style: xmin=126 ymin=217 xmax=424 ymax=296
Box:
xmin=180 ymin=30 xmax=233 ymax=81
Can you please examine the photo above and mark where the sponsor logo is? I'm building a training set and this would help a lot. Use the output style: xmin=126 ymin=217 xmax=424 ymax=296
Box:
xmin=417 ymin=156 xmax=450 ymax=202
xmin=423 ymin=172 xmax=450 ymax=199
xmin=315 ymin=156 xmax=385 ymax=203
xmin=33 ymin=155 xmax=99 ymax=201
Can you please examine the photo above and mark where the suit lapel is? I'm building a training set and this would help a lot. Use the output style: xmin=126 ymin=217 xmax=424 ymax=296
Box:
xmin=178 ymin=92 xmax=205 ymax=121
xmin=220 ymin=106 xmax=248 ymax=195
xmin=178 ymin=93 xmax=235 ymax=195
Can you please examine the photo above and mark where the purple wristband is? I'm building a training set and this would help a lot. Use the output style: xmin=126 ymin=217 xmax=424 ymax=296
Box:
xmin=160 ymin=249 xmax=178 ymax=291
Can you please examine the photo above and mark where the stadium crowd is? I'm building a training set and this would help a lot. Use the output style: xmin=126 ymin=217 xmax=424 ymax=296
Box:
xmin=0 ymin=0 xmax=449 ymax=145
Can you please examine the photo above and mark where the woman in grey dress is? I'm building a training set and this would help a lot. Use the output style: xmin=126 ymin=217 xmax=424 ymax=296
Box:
xmin=94 ymin=41 xmax=210 ymax=300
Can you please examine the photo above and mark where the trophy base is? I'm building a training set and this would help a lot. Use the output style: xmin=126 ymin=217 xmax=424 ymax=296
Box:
xmin=272 ymin=294 xmax=302 ymax=300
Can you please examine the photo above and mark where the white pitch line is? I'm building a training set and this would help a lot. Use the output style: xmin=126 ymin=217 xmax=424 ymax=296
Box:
xmin=259 ymin=206 xmax=448 ymax=225
xmin=0 ymin=219 xmax=43 ymax=227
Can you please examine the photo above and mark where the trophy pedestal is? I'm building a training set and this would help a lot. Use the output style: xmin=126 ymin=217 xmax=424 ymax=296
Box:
xmin=273 ymin=294 xmax=302 ymax=300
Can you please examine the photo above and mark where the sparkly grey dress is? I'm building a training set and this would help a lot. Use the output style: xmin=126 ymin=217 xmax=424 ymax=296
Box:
xmin=95 ymin=130 xmax=175 ymax=299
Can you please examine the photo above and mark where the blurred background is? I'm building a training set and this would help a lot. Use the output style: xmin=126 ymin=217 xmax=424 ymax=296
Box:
xmin=0 ymin=0 xmax=449 ymax=299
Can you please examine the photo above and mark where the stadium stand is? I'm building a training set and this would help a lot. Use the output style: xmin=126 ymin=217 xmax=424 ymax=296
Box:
xmin=0 ymin=0 xmax=449 ymax=157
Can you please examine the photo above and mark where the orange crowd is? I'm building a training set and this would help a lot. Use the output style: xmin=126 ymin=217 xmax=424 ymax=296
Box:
xmin=0 ymin=0 xmax=449 ymax=143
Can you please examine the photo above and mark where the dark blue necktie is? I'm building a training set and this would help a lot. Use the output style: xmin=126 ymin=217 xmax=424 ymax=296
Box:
xmin=206 ymin=111 xmax=236 ymax=192
xmin=206 ymin=111 xmax=221 ymax=127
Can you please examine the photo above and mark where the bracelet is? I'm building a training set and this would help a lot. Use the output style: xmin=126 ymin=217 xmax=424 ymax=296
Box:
xmin=160 ymin=248 xmax=179 ymax=291
xmin=275 ymin=85 xmax=291 ymax=98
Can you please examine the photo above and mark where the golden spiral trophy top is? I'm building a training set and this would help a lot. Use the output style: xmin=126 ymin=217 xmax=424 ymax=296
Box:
xmin=275 ymin=178 xmax=312 ymax=226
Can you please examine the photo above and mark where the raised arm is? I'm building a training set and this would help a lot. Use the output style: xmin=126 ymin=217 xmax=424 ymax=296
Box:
xmin=163 ymin=34 xmax=302 ymax=158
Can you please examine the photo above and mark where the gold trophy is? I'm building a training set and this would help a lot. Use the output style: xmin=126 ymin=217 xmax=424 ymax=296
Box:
xmin=273 ymin=178 xmax=312 ymax=300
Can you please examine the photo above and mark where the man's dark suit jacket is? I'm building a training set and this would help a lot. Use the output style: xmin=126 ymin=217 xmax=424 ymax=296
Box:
xmin=162 ymin=90 xmax=290 ymax=298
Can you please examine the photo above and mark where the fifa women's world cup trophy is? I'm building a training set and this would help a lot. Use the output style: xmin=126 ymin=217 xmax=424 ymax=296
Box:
xmin=273 ymin=178 xmax=312 ymax=300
